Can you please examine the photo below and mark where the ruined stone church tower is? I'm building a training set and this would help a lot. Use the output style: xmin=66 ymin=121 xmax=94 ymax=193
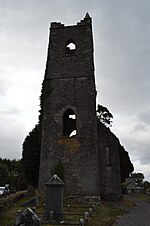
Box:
xmin=39 ymin=13 xmax=121 ymax=200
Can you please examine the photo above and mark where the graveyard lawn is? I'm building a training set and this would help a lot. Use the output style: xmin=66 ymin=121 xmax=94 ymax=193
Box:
xmin=0 ymin=194 xmax=140 ymax=226
xmin=0 ymin=191 xmax=27 ymax=225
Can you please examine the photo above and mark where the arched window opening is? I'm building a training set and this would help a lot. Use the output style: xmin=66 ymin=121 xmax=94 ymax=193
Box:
xmin=69 ymin=114 xmax=76 ymax=119
xmin=65 ymin=40 xmax=76 ymax=54
xmin=69 ymin=130 xmax=77 ymax=138
xmin=63 ymin=109 xmax=77 ymax=138
xmin=67 ymin=43 xmax=76 ymax=50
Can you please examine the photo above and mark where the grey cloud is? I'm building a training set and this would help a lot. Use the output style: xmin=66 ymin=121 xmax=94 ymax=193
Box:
xmin=138 ymin=111 xmax=150 ymax=125
xmin=0 ymin=107 xmax=20 ymax=115
xmin=0 ymin=115 xmax=26 ymax=159
xmin=0 ymin=136 xmax=22 ymax=160
xmin=133 ymin=123 xmax=149 ymax=133
xmin=131 ymin=111 xmax=150 ymax=133
xmin=94 ymin=1 xmax=150 ymax=115
xmin=130 ymin=141 xmax=150 ymax=165
xmin=0 ymin=79 xmax=7 ymax=95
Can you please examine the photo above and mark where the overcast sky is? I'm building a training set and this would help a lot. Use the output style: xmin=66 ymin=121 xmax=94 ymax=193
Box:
xmin=0 ymin=0 xmax=150 ymax=181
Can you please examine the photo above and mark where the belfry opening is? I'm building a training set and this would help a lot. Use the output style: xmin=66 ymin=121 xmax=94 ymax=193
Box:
xmin=65 ymin=39 xmax=76 ymax=54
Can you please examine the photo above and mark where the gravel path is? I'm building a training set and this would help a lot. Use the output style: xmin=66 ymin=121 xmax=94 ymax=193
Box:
xmin=113 ymin=198 xmax=150 ymax=226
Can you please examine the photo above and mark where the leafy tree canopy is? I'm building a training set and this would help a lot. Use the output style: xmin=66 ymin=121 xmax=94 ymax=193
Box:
xmin=97 ymin=104 xmax=113 ymax=127
xmin=0 ymin=158 xmax=26 ymax=190
xmin=22 ymin=124 xmax=41 ymax=188
xmin=144 ymin=181 xmax=150 ymax=189
xmin=0 ymin=162 xmax=9 ymax=185
xmin=119 ymin=146 xmax=134 ymax=183
xmin=130 ymin=172 xmax=144 ymax=183
xmin=51 ymin=160 xmax=64 ymax=181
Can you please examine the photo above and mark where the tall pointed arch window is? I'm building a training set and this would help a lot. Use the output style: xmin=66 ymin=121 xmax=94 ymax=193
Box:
xmin=65 ymin=39 xmax=76 ymax=54
xmin=63 ymin=109 xmax=77 ymax=137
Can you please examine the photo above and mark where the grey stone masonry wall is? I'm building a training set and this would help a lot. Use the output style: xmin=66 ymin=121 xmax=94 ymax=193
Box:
xmin=38 ymin=14 xmax=122 ymax=200
xmin=38 ymin=14 xmax=99 ymax=196
xmin=98 ymin=122 xmax=122 ymax=200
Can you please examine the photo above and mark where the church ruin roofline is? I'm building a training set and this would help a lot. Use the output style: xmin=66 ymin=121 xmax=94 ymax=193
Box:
xmin=50 ymin=12 xmax=92 ymax=29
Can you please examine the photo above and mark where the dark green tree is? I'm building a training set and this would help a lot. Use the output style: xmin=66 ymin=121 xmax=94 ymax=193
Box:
xmin=97 ymin=104 xmax=113 ymax=127
xmin=119 ymin=145 xmax=134 ymax=183
xmin=0 ymin=162 xmax=9 ymax=186
xmin=0 ymin=158 xmax=26 ymax=190
xmin=130 ymin=172 xmax=144 ymax=183
xmin=52 ymin=160 xmax=64 ymax=181
xmin=144 ymin=181 xmax=150 ymax=189
xmin=22 ymin=124 xmax=41 ymax=188
xmin=11 ymin=159 xmax=26 ymax=191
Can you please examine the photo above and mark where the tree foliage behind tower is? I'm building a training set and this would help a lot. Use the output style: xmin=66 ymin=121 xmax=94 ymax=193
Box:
xmin=22 ymin=124 xmax=41 ymax=188
xmin=97 ymin=104 xmax=113 ymax=127
xmin=130 ymin=172 xmax=144 ymax=182
xmin=119 ymin=145 xmax=134 ymax=183
xmin=0 ymin=158 xmax=26 ymax=190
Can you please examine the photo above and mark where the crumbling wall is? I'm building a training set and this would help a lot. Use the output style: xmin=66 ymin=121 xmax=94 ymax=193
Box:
xmin=98 ymin=121 xmax=122 ymax=200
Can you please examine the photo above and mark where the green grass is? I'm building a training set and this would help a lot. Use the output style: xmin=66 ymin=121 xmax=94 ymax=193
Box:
xmin=0 ymin=194 xmax=146 ymax=226
xmin=133 ymin=194 xmax=150 ymax=202
xmin=0 ymin=191 xmax=27 ymax=226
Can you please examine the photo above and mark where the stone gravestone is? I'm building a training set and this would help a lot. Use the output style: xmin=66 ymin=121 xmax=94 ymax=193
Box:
xmin=45 ymin=174 xmax=64 ymax=221
xmin=14 ymin=207 xmax=41 ymax=226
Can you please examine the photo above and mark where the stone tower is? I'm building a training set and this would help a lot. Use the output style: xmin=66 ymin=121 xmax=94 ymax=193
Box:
xmin=39 ymin=14 xmax=122 ymax=200
xmin=38 ymin=13 xmax=100 ymax=195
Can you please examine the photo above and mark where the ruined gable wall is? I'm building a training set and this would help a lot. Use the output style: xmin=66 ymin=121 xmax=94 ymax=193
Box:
xmin=98 ymin=121 xmax=122 ymax=200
